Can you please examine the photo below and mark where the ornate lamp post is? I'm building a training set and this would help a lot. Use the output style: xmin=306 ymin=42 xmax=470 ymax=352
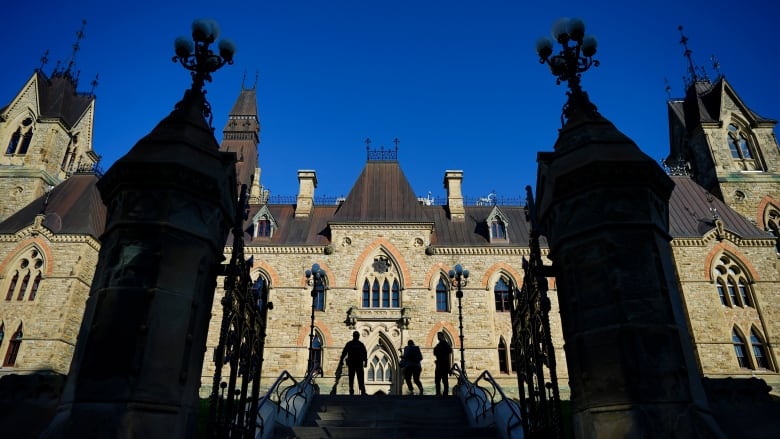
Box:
xmin=172 ymin=18 xmax=236 ymax=125
xmin=448 ymin=263 xmax=469 ymax=373
xmin=535 ymin=17 xmax=599 ymax=124
xmin=305 ymin=263 xmax=326 ymax=374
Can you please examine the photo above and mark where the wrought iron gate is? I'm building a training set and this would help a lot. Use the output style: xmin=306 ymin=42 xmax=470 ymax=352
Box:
xmin=511 ymin=185 xmax=563 ymax=438
xmin=209 ymin=184 xmax=272 ymax=438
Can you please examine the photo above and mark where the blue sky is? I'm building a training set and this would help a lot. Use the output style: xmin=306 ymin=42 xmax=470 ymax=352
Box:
xmin=2 ymin=0 xmax=778 ymax=202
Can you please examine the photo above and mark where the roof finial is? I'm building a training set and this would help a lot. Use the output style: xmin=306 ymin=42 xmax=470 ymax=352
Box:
xmin=241 ymin=69 xmax=247 ymax=89
xmin=39 ymin=49 xmax=49 ymax=72
xmin=65 ymin=19 xmax=87 ymax=79
xmin=90 ymin=73 xmax=99 ymax=95
xmin=710 ymin=54 xmax=722 ymax=80
xmin=678 ymin=25 xmax=700 ymax=88
xmin=664 ymin=77 xmax=672 ymax=100
xmin=253 ymin=70 xmax=258 ymax=90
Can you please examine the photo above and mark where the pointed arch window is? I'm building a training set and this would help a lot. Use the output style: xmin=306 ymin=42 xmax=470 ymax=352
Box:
xmin=0 ymin=322 xmax=4 ymax=348
xmin=367 ymin=349 xmax=393 ymax=383
xmin=498 ymin=337 xmax=509 ymax=373
xmin=494 ymin=277 xmax=513 ymax=312
xmin=5 ymin=248 xmax=45 ymax=302
xmin=733 ymin=328 xmax=751 ymax=369
xmin=712 ymin=255 xmax=754 ymax=308
xmin=5 ymin=118 xmax=33 ymax=156
xmin=5 ymin=273 xmax=18 ymax=301
xmin=727 ymin=124 xmax=753 ymax=159
xmin=3 ymin=324 xmax=23 ymax=367
xmin=362 ymin=255 xmax=401 ymax=309
xmin=750 ymin=329 xmax=772 ymax=370
xmin=5 ymin=128 xmax=21 ymax=155
xmin=764 ymin=207 xmax=780 ymax=253
xmin=436 ymin=277 xmax=450 ymax=312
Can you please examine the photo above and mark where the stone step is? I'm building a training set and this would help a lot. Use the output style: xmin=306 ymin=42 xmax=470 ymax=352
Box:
xmin=272 ymin=394 xmax=498 ymax=439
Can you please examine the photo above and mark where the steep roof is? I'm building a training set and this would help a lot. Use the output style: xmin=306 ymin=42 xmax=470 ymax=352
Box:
xmin=221 ymin=87 xmax=260 ymax=188
xmin=672 ymin=78 xmax=777 ymax=131
xmin=332 ymin=160 xmax=427 ymax=222
xmin=37 ymin=72 xmax=95 ymax=129
xmin=0 ymin=172 xmax=105 ymax=237
xmin=668 ymin=175 xmax=769 ymax=239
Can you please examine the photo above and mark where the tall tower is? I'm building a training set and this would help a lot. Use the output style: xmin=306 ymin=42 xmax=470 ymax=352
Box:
xmin=667 ymin=28 xmax=780 ymax=231
xmin=220 ymin=84 xmax=266 ymax=204
xmin=0 ymin=22 xmax=99 ymax=221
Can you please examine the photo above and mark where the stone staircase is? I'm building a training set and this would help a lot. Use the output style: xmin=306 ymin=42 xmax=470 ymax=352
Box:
xmin=273 ymin=394 xmax=498 ymax=439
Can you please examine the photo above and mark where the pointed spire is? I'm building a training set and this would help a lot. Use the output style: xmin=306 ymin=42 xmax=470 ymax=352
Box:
xmin=677 ymin=25 xmax=715 ymax=90
xmin=65 ymin=19 xmax=87 ymax=77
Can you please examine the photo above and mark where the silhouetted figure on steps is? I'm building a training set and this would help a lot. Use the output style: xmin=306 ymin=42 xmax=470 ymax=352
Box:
xmin=402 ymin=340 xmax=424 ymax=395
xmin=433 ymin=331 xmax=452 ymax=396
xmin=340 ymin=331 xmax=368 ymax=395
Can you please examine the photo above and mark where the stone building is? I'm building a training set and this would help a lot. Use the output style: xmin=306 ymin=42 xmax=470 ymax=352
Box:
xmin=1 ymin=54 xmax=778 ymax=402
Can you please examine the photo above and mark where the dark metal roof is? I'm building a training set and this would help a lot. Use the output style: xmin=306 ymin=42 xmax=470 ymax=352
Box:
xmin=668 ymin=175 xmax=769 ymax=239
xmin=37 ymin=72 xmax=94 ymax=129
xmin=332 ymin=160 xmax=426 ymax=222
xmin=0 ymin=172 xmax=105 ymax=237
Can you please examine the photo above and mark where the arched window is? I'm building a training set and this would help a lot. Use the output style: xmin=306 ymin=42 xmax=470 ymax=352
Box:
xmin=366 ymin=349 xmax=392 ymax=383
xmin=494 ymin=277 xmax=513 ymax=312
xmin=727 ymin=124 xmax=753 ymax=159
xmin=436 ymin=277 xmax=449 ymax=312
xmin=5 ymin=128 xmax=21 ymax=155
xmin=732 ymin=328 xmax=751 ymax=369
xmin=5 ymin=273 xmax=18 ymax=301
xmin=713 ymin=255 xmax=753 ymax=308
xmin=361 ymin=255 xmax=401 ymax=309
xmin=3 ymin=324 xmax=23 ymax=367
xmin=18 ymin=130 xmax=33 ymax=155
xmin=17 ymin=273 xmax=30 ymax=300
xmin=0 ymin=322 xmax=4 ymax=347
xmin=764 ymin=207 xmax=780 ymax=253
xmin=498 ymin=337 xmax=509 ymax=373
xmin=750 ymin=329 xmax=772 ymax=371
xmin=5 ymin=118 xmax=33 ymax=156
xmin=4 ymin=248 xmax=45 ymax=302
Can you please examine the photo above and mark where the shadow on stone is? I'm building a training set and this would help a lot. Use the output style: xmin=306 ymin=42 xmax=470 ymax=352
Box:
xmin=703 ymin=377 xmax=780 ymax=439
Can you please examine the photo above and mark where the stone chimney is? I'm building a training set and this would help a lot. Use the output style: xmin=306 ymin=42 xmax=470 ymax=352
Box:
xmin=296 ymin=170 xmax=317 ymax=217
xmin=443 ymin=170 xmax=465 ymax=220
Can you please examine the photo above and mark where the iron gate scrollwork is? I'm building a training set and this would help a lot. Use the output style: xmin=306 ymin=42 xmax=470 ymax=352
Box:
xmin=511 ymin=185 xmax=562 ymax=439
xmin=209 ymin=184 xmax=273 ymax=438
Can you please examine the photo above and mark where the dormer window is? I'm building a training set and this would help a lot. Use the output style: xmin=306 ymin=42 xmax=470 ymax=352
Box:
xmin=486 ymin=206 xmax=509 ymax=242
xmin=250 ymin=206 xmax=277 ymax=239
xmin=491 ymin=219 xmax=506 ymax=239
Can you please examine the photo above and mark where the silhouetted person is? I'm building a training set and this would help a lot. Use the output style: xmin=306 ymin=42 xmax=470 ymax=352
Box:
xmin=433 ymin=332 xmax=452 ymax=396
xmin=402 ymin=339 xmax=423 ymax=395
xmin=340 ymin=331 xmax=367 ymax=395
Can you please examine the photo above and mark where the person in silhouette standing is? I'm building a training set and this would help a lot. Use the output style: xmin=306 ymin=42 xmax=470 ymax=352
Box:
xmin=340 ymin=330 xmax=368 ymax=395
xmin=401 ymin=339 xmax=424 ymax=395
xmin=433 ymin=331 xmax=453 ymax=396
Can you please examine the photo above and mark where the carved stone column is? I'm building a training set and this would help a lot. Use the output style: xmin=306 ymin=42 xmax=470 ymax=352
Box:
xmin=43 ymin=90 xmax=237 ymax=438
xmin=536 ymin=113 xmax=724 ymax=438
